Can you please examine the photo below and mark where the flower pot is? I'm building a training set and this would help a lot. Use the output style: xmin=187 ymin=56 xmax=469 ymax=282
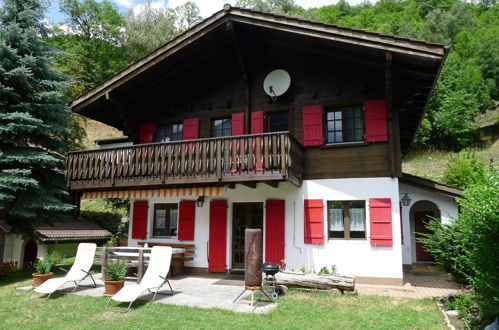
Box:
xmin=118 ymin=239 xmax=128 ymax=246
xmin=106 ymin=243 xmax=119 ymax=247
xmin=104 ymin=280 xmax=125 ymax=296
xmin=32 ymin=272 xmax=54 ymax=288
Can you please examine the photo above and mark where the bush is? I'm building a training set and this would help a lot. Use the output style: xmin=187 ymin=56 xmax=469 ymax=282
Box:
xmin=105 ymin=259 xmax=127 ymax=281
xmin=34 ymin=251 xmax=62 ymax=274
xmin=442 ymin=151 xmax=486 ymax=189
xmin=80 ymin=210 xmax=122 ymax=235
xmin=423 ymin=167 xmax=498 ymax=324
xmin=457 ymin=169 xmax=499 ymax=321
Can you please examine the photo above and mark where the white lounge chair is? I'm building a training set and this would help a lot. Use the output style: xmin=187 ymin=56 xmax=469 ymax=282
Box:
xmin=105 ymin=246 xmax=173 ymax=313
xmin=28 ymin=243 xmax=97 ymax=301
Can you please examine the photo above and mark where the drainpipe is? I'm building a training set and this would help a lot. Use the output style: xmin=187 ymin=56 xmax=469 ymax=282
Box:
xmin=293 ymin=201 xmax=301 ymax=254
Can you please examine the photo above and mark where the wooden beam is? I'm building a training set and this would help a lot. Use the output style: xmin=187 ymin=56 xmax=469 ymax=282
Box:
xmin=227 ymin=21 xmax=251 ymax=134
xmin=239 ymin=182 xmax=257 ymax=189
xmin=385 ymin=52 xmax=396 ymax=178
xmin=263 ymin=181 xmax=279 ymax=188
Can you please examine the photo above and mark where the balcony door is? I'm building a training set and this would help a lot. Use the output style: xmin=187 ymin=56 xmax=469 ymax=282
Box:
xmin=231 ymin=202 xmax=263 ymax=270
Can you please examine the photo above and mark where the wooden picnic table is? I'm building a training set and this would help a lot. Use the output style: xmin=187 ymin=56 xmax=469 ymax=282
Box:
xmin=100 ymin=246 xmax=185 ymax=282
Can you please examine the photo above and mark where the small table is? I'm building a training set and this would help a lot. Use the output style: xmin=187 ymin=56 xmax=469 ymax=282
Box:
xmin=107 ymin=247 xmax=185 ymax=282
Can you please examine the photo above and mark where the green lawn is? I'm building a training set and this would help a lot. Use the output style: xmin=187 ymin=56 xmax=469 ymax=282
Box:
xmin=0 ymin=272 xmax=447 ymax=330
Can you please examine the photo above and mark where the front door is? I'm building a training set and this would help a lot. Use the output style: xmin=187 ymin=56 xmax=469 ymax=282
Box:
xmin=414 ymin=211 xmax=434 ymax=262
xmin=232 ymin=202 xmax=263 ymax=269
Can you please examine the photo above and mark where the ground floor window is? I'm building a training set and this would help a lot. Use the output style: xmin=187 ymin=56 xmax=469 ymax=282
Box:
xmin=153 ymin=203 xmax=178 ymax=237
xmin=328 ymin=201 xmax=366 ymax=239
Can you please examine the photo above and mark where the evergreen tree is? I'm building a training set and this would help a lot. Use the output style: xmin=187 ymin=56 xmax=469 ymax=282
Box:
xmin=0 ymin=0 xmax=76 ymax=234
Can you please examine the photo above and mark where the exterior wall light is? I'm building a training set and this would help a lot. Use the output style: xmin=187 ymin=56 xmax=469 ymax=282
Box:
xmin=400 ymin=193 xmax=412 ymax=207
xmin=196 ymin=196 xmax=205 ymax=207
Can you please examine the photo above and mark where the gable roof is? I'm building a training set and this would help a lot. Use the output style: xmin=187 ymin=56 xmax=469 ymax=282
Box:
xmin=71 ymin=5 xmax=449 ymax=153
xmin=400 ymin=172 xmax=463 ymax=198
xmin=71 ymin=5 xmax=446 ymax=111
xmin=34 ymin=219 xmax=112 ymax=242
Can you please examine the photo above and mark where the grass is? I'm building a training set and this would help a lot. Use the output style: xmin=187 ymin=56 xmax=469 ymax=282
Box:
xmin=0 ymin=272 xmax=447 ymax=330
xmin=402 ymin=139 xmax=498 ymax=182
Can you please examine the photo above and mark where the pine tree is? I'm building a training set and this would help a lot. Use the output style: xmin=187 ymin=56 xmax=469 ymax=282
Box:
xmin=0 ymin=0 xmax=76 ymax=234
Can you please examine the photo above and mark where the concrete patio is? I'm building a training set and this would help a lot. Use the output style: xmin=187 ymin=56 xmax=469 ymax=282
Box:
xmin=21 ymin=273 xmax=276 ymax=314
xmin=20 ymin=264 xmax=461 ymax=313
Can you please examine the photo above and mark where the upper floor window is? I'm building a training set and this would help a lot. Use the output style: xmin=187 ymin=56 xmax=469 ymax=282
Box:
xmin=268 ymin=112 xmax=289 ymax=132
xmin=328 ymin=201 xmax=366 ymax=239
xmin=213 ymin=118 xmax=231 ymax=137
xmin=326 ymin=106 xmax=363 ymax=144
xmin=153 ymin=203 xmax=178 ymax=237
xmin=156 ymin=123 xmax=183 ymax=142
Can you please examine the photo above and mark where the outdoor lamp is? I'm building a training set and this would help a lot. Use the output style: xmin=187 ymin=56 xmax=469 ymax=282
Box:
xmin=196 ymin=196 xmax=205 ymax=207
xmin=401 ymin=193 xmax=412 ymax=206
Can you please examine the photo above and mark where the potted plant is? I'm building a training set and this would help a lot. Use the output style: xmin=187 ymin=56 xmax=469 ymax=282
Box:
xmin=103 ymin=259 xmax=127 ymax=296
xmin=32 ymin=251 xmax=61 ymax=287
xmin=106 ymin=236 xmax=119 ymax=247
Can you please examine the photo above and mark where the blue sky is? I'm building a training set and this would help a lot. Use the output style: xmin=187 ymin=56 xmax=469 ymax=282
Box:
xmin=45 ymin=0 xmax=369 ymax=23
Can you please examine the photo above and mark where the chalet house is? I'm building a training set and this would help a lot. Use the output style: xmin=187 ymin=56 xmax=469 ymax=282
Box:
xmin=66 ymin=5 xmax=462 ymax=285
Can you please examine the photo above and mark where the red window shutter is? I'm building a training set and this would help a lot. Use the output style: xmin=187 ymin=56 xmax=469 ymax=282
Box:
xmin=131 ymin=201 xmax=148 ymax=239
xmin=364 ymin=99 xmax=388 ymax=142
xmin=178 ymin=201 xmax=195 ymax=241
xmin=251 ymin=111 xmax=264 ymax=134
xmin=232 ymin=113 xmax=245 ymax=136
xmin=265 ymin=200 xmax=285 ymax=266
xmin=369 ymin=198 xmax=393 ymax=246
xmin=183 ymin=118 xmax=199 ymax=140
xmin=302 ymin=105 xmax=323 ymax=146
xmin=304 ymin=199 xmax=324 ymax=244
xmin=139 ymin=123 xmax=154 ymax=144
xmin=208 ymin=200 xmax=227 ymax=272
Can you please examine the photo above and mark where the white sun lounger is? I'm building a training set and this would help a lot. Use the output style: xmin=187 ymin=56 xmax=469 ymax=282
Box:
xmin=28 ymin=243 xmax=97 ymax=301
xmin=105 ymin=246 xmax=173 ymax=313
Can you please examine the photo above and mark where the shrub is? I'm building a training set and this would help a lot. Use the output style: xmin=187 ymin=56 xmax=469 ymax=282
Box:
xmin=34 ymin=251 xmax=62 ymax=274
xmin=105 ymin=259 xmax=127 ymax=281
xmin=423 ymin=167 xmax=498 ymax=324
xmin=318 ymin=266 xmax=330 ymax=275
xmin=442 ymin=151 xmax=486 ymax=189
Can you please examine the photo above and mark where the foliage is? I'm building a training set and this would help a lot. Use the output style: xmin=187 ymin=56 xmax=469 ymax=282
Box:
xmin=105 ymin=259 xmax=127 ymax=281
xmin=46 ymin=0 xmax=129 ymax=99
xmin=174 ymin=1 xmax=202 ymax=32
xmin=237 ymin=0 xmax=498 ymax=151
xmin=443 ymin=293 xmax=479 ymax=320
xmin=0 ymin=0 xmax=80 ymax=234
xmin=34 ymin=251 xmax=62 ymax=274
xmin=442 ymin=151 xmax=486 ymax=189
xmin=124 ymin=0 xmax=177 ymax=62
xmin=421 ymin=167 xmax=499 ymax=324
xmin=79 ymin=198 xmax=128 ymax=235
xmin=318 ymin=266 xmax=330 ymax=275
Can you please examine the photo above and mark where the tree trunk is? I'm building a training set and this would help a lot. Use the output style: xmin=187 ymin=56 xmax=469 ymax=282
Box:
xmin=273 ymin=271 xmax=355 ymax=292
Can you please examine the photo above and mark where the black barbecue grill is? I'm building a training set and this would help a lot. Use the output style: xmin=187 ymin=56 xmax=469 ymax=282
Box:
xmin=262 ymin=263 xmax=280 ymax=299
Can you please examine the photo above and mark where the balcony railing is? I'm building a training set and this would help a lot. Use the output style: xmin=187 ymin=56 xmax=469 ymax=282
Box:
xmin=66 ymin=132 xmax=303 ymax=190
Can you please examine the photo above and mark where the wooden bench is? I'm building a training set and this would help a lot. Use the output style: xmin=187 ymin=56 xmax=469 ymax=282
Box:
xmin=138 ymin=242 xmax=195 ymax=276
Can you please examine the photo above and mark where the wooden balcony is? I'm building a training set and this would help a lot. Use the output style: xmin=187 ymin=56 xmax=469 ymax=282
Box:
xmin=66 ymin=132 xmax=304 ymax=191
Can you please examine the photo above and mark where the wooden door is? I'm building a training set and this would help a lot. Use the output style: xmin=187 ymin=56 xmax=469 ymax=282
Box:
xmin=208 ymin=200 xmax=227 ymax=272
xmin=232 ymin=203 xmax=263 ymax=269
xmin=265 ymin=200 xmax=285 ymax=266
xmin=414 ymin=211 xmax=434 ymax=262
xmin=23 ymin=240 xmax=37 ymax=268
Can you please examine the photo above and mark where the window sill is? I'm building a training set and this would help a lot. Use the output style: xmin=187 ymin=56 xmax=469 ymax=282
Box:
xmin=328 ymin=238 xmax=367 ymax=241
xmin=320 ymin=142 xmax=368 ymax=149
xmin=151 ymin=236 xmax=178 ymax=239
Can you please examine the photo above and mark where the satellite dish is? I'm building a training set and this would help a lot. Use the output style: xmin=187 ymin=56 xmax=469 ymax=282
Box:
xmin=263 ymin=69 xmax=291 ymax=101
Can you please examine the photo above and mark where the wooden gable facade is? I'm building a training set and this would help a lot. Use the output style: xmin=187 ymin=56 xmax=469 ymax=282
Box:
xmin=66 ymin=5 xmax=448 ymax=193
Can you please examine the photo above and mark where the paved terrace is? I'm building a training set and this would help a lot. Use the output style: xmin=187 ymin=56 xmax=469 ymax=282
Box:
xmin=20 ymin=266 xmax=461 ymax=314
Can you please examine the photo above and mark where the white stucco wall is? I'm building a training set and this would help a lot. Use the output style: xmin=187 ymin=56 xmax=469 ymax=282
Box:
xmin=399 ymin=183 xmax=459 ymax=265
xmin=2 ymin=235 xmax=48 ymax=269
xmin=128 ymin=177 xmax=403 ymax=280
